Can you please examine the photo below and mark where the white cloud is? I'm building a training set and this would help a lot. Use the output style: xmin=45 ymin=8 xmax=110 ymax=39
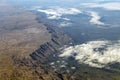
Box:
xmin=37 ymin=9 xmax=61 ymax=19
xmin=89 ymin=11 xmax=105 ymax=26
xmin=37 ymin=7 xmax=82 ymax=19
xmin=59 ymin=40 xmax=120 ymax=68
xmin=56 ymin=60 xmax=60 ymax=63
xmin=60 ymin=65 xmax=66 ymax=68
xmin=71 ymin=66 xmax=76 ymax=69
xmin=63 ymin=18 xmax=70 ymax=21
xmin=50 ymin=62 xmax=55 ymax=65
xmin=59 ymin=22 xmax=72 ymax=27
xmin=82 ymin=2 xmax=120 ymax=10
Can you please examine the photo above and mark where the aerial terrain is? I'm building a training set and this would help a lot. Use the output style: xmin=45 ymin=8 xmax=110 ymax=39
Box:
xmin=0 ymin=0 xmax=120 ymax=80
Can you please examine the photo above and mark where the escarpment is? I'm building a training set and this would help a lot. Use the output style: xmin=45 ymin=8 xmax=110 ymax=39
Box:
xmin=0 ymin=4 xmax=70 ymax=80
xmin=30 ymin=19 xmax=72 ymax=63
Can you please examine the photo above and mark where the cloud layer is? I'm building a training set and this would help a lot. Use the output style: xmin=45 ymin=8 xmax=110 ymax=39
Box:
xmin=59 ymin=40 xmax=120 ymax=68
xmin=89 ymin=11 xmax=105 ymax=25
xmin=59 ymin=22 xmax=72 ymax=27
xmin=82 ymin=2 xmax=120 ymax=10
xmin=37 ymin=7 xmax=82 ymax=19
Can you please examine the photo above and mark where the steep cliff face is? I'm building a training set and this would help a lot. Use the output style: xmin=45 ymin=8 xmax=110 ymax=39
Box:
xmin=30 ymin=18 xmax=72 ymax=63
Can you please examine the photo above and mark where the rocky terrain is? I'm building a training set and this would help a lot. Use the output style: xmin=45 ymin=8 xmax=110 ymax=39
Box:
xmin=0 ymin=2 xmax=72 ymax=80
